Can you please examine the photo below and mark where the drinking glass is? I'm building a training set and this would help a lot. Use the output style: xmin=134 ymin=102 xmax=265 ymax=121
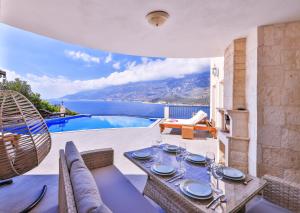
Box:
xmin=206 ymin=152 xmax=215 ymax=174
xmin=151 ymin=140 xmax=160 ymax=162
xmin=156 ymin=133 xmax=163 ymax=149
xmin=176 ymin=148 xmax=186 ymax=173
xmin=179 ymin=142 xmax=188 ymax=159
xmin=212 ymin=164 xmax=224 ymax=194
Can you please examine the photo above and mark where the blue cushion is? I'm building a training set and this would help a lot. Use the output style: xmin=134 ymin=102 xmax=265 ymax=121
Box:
xmin=65 ymin=141 xmax=84 ymax=170
xmin=70 ymin=160 xmax=112 ymax=213
xmin=246 ymin=196 xmax=292 ymax=213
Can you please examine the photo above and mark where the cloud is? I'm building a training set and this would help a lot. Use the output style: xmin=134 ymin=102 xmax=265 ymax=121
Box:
xmin=65 ymin=50 xmax=100 ymax=64
xmin=141 ymin=57 xmax=150 ymax=64
xmin=105 ymin=53 xmax=112 ymax=63
xmin=2 ymin=58 xmax=210 ymax=99
xmin=112 ymin=62 xmax=121 ymax=70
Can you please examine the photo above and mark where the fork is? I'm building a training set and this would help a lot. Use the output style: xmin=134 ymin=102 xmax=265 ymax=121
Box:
xmin=243 ymin=177 xmax=253 ymax=185
xmin=211 ymin=195 xmax=227 ymax=210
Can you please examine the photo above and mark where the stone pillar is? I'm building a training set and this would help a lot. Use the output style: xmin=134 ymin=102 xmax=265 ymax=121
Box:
xmin=257 ymin=21 xmax=300 ymax=183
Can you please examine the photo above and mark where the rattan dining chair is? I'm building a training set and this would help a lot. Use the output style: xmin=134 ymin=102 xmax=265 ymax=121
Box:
xmin=0 ymin=90 xmax=51 ymax=212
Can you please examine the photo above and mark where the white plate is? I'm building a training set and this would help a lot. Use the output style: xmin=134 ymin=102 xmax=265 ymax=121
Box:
xmin=151 ymin=164 xmax=176 ymax=176
xmin=132 ymin=151 xmax=151 ymax=159
xmin=186 ymin=154 xmax=206 ymax=163
xmin=222 ymin=167 xmax=245 ymax=179
xmin=223 ymin=174 xmax=246 ymax=181
xmin=179 ymin=179 xmax=213 ymax=200
xmin=163 ymin=145 xmax=179 ymax=153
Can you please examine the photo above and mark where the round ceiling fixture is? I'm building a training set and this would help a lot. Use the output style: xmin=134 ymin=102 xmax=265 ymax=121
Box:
xmin=146 ymin=10 xmax=169 ymax=27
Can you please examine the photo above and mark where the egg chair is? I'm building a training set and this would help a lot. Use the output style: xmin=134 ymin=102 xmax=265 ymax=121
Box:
xmin=0 ymin=90 xmax=51 ymax=212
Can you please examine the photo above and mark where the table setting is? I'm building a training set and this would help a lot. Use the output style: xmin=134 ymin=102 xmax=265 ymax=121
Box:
xmin=125 ymin=141 xmax=266 ymax=212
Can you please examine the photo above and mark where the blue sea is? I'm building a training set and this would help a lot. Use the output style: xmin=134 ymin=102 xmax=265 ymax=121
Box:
xmin=50 ymin=100 xmax=210 ymax=119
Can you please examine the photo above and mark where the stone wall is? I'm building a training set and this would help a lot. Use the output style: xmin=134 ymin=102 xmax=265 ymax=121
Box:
xmin=224 ymin=38 xmax=246 ymax=110
xmin=257 ymin=21 xmax=300 ymax=183
xmin=246 ymin=28 xmax=258 ymax=176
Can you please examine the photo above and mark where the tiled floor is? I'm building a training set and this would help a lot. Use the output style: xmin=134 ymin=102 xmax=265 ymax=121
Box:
xmin=0 ymin=124 xmax=217 ymax=212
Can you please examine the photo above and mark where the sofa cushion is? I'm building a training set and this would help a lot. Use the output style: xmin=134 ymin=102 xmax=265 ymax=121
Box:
xmin=246 ymin=196 xmax=292 ymax=213
xmin=65 ymin=141 xmax=84 ymax=170
xmin=91 ymin=165 xmax=161 ymax=213
xmin=70 ymin=160 xmax=112 ymax=213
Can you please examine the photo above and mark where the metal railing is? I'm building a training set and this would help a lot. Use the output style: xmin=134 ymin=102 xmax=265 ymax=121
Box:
xmin=165 ymin=105 xmax=210 ymax=119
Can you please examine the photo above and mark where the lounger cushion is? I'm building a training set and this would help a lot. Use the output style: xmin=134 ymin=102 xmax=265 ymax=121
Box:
xmin=246 ymin=196 xmax=292 ymax=213
xmin=163 ymin=111 xmax=207 ymax=126
xmin=70 ymin=160 xmax=112 ymax=213
xmin=91 ymin=165 xmax=161 ymax=213
xmin=65 ymin=141 xmax=84 ymax=170
xmin=189 ymin=111 xmax=207 ymax=125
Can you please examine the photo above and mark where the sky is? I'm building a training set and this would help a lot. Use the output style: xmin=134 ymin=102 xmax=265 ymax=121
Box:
xmin=0 ymin=23 xmax=210 ymax=99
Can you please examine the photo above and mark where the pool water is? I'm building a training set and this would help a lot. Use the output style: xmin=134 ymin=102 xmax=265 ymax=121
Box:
xmin=46 ymin=115 xmax=157 ymax=133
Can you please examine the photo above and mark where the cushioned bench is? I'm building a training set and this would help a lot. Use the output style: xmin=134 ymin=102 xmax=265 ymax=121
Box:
xmin=59 ymin=141 xmax=162 ymax=213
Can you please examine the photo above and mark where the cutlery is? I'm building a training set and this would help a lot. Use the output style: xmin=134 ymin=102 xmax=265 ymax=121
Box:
xmin=243 ymin=177 xmax=253 ymax=185
xmin=141 ymin=159 xmax=154 ymax=164
xmin=169 ymin=173 xmax=184 ymax=183
xmin=166 ymin=172 xmax=183 ymax=182
xmin=211 ymin=195 xmax=227 ymax=210
xmin=206 ymin=194 xmax=224 ymax=209
xmin=174 ymin=180 xmax=184 ymax=186
xmin=211 ymin=200 xmax=220 ymax=210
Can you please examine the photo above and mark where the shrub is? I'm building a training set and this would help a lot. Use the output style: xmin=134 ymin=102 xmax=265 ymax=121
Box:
xmin=0 ymin=78 xmax=77 ymax=115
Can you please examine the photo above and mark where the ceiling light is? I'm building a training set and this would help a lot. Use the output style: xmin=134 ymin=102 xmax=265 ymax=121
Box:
xmin=146 ymin=11 xmax=169 ymax=27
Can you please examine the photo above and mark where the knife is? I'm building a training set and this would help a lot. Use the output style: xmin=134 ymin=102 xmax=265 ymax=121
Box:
xmin=166 ymin=172 xmax=183 ymax=182
xmin=206 ymin=194 xmax=224 ymax=209
xmin=169 ymin=173 xmax=184 ymax=183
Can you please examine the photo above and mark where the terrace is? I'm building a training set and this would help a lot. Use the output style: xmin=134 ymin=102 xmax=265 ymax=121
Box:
xmin=1 ymin=1 xmax=300 ymax=213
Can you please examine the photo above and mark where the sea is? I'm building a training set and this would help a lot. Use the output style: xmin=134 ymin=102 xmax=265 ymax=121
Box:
xmin=50 ymin=100 xmax=210 ymax=119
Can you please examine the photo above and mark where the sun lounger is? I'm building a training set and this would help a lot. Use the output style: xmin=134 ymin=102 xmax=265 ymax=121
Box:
xmin=159 ymin=110 xmax=217 ymax=138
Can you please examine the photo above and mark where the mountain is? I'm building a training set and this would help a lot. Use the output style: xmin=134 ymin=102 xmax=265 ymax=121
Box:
xmin=62 ymin=71 xmax=210 ymax=105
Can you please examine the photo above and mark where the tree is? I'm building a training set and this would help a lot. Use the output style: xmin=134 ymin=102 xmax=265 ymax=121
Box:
xmin=0 ymin=78 xmax=76 ymax=116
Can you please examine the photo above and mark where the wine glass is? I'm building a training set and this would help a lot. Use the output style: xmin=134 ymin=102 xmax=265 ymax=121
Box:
xmin=156 ymin=132 xmax=163 ymax=149
xmin=206 ymin=152 xmax=215 ymax=174
xmin=176 ymin=147 xmax=186 ymax=173
xmin=179 ymin=142 xmax=188 ymax=159
xmin=151 ymin=140 xmax=160 ymax=162
xmin=212 ymin=164 xmax=224 ymax=194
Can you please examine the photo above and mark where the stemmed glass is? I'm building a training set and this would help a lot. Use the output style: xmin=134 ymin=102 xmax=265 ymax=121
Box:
xmin=212 ymin=164 xmax=224 ymax=194
xmin=156 ymin=132 xmax=163 ymax=148
xmin=151 ymin=140 xmax=160 ymax=163
xmin=176 ymin=142 xmax=187 ymax=173
xmin=206 ymin=152 xmax=215 ymax=175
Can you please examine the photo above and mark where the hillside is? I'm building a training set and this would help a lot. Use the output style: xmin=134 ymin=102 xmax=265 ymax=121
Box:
xmin=62 ymin=71 xmax=210 ymax=105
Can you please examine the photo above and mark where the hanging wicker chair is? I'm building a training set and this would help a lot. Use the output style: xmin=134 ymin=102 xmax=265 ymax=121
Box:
xmin=0 ymin=90 xmax=51 ymax=211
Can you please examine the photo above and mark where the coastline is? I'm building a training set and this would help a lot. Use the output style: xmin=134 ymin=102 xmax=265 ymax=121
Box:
xmin=50 ymin=99 xmax=209 ymax=107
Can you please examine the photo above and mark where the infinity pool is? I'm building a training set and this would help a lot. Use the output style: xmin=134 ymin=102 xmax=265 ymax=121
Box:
xmin=46 ymin=115 xmax=157 ymax=133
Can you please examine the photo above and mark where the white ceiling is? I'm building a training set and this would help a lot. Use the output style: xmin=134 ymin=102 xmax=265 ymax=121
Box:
xmin=1 ymin=0 xmax=300 ymax=58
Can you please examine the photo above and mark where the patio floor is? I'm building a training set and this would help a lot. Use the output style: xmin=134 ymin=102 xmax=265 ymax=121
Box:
xmin=0 ymin=124 xmax=217 ymax=213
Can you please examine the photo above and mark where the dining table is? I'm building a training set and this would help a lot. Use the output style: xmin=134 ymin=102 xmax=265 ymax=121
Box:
xmin=124 ymin=145 xmax=267 ymax=213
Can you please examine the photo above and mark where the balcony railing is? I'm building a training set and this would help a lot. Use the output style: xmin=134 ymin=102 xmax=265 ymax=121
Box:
xmin=164 ymin=105 xmax=210 ymax=119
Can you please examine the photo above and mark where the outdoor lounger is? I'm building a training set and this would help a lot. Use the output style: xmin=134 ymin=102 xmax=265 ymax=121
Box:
xmin=159 ymin=110 xmax=217 ymax=138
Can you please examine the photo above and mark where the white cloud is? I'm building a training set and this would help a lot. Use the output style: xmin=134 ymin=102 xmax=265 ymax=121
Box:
xmin=2 ymin=58 xmax=210 ymax=99
xmin=105 ymin=53 xmax=112 ymax=63
xmin=112 ymin=62 xmax=121 ymax=70
xmin=65 ymin=50 xmax=100 ymax=64
xmin=141 ymin=57 xmax=150 ymax=64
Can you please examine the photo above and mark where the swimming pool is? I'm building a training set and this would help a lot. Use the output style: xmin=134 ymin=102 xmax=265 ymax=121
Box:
xmin=45 ymin=115 xmax=158 ymax=133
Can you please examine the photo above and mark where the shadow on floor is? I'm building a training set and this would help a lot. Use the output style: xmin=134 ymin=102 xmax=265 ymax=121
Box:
xmin=0 ymin=174 xmax=58 ymax=213
xmin=168 ymin=129 xmax=211 ymax=140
